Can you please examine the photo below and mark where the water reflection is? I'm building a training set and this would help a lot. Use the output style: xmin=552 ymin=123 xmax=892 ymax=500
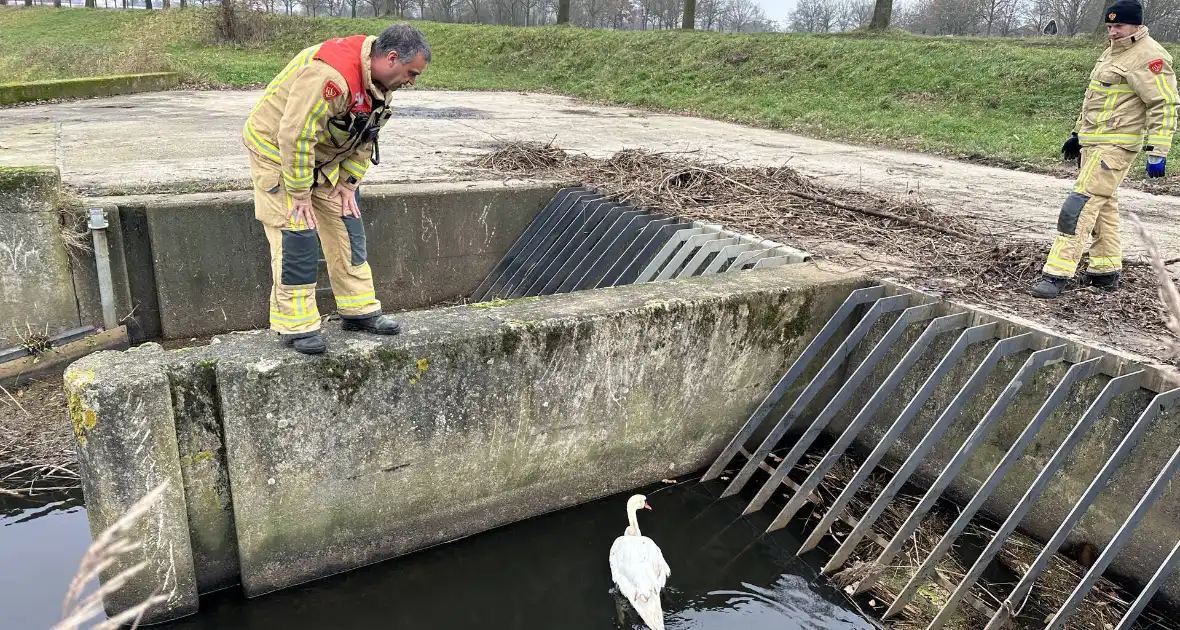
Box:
xmin=164 ymin=480 xmax=872 ymax=630
xmin=0 ymin=489 xmax=93 ymax=630
xmin=0 ymin=481 xmax=873 ymax=630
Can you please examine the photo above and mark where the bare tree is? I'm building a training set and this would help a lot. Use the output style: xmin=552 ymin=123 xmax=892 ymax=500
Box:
xmin=682 ymin=0 xmax=695 ymax=27
xmin=1048 ymin=0 xmax=1096 ymax=35
xmin=723 ymin=0 xmax=766 ymax=31
xmin=791 ymin=0 xmax=835 ymax=31
xmin=834 ymin=0 xmax=872 ymax=29
xmin=694 ymin=0 xmax=722 ymax=28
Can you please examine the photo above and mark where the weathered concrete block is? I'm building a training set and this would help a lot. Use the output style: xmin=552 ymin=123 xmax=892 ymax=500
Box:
xmin=69 ymin=263 xmax=869 ymax=614
xmin=0 ymin=166 xmax=80 ymax=337
xmin=0 ymin=73 xmax=181 ymax=106
xmin=66 ymin=343 xmax=199 ymax=624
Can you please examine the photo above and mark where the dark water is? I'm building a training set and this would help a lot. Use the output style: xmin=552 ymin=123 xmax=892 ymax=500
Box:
xmin=2 ymin=480 xmax=874 ymax=630
xmin=0 ymin=489 xmax=93 ymax=630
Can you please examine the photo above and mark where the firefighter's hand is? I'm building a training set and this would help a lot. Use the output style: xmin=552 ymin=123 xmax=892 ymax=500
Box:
xmin=288 ymin=197 xmax=317 ymax=230
xmin=1061 ymin=133 xmax=1081 ymax=167
xmin=333 ymin=185 xmax=361 ymax=218
xmin=1148 ymin=156 xmax=1167 ymax=178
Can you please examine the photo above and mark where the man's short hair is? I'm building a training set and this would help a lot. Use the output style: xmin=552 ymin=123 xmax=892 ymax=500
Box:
xmin=374 ymin=24 xmax=431 ymax=64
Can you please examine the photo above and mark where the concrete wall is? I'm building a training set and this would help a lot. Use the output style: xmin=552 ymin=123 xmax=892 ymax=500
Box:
xmin=101 ymin=181 xmax=561 ymax=340
xmin=0 ymin=73 xmax=180 ymax=106
xmin=0 ymin=167 xmax=80 ymax=339
xmin=0 ymin=178 xmax=562 ymax=345
xmin=65 ymin=264 xmax=868 ymax=623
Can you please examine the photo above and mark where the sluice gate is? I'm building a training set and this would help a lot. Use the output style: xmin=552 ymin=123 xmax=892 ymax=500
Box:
xmin=705 ymin=283 xmax=1180 ymax=630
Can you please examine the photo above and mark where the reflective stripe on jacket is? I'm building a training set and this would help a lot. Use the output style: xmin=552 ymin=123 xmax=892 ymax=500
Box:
xmin=242 ymin=35 xmax=393 ymax=199
xmin=1073 ymin=27 xmax=1178 ymax=157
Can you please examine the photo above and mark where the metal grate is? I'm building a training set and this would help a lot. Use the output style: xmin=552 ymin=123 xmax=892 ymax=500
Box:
xmin=471 ymin=187 xmax=811 ymax=302
xmin=703 ymin=284 xmax=1180 ymax=630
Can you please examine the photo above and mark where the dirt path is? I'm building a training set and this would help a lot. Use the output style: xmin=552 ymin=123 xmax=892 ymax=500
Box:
xmin=2 ymin=89 xmax=1180 ymax=260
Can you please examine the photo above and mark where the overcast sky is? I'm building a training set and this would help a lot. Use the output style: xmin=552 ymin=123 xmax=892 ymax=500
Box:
xmin=759 ymin=0 xmax=795 ymax=25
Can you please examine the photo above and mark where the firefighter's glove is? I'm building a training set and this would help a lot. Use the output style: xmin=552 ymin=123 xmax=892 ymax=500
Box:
xmin=1061 ymin=133 xmax=1082 ymax=167
xmin=1147 ymin=156 xmax=1167 ymax=178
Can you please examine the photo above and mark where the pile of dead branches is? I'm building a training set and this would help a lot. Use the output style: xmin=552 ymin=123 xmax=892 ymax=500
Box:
xmin=470 ymin=142 xmax=1180 ymax=362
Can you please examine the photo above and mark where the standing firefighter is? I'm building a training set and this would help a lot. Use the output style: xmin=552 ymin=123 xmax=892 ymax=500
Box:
xmin=1033 ymin=0 xmax=1177 ymax=299
xmin=243 ymin=25 xmax=430 ymax=354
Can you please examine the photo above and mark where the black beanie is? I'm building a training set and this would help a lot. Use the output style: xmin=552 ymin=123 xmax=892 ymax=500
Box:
xmin=1105 ymin=0 xmax=1143 ymax=25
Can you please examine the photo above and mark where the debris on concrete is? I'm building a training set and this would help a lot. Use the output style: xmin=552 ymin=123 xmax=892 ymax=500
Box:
xmin=470 ymin=142 xmax=1180 ymax=364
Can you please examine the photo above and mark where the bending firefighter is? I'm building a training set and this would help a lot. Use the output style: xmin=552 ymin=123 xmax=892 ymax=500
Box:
xmin=242 ymin=25 xmax=431 ymax=353
xmin=1033 ymin=0 xmax=1177 ymax=299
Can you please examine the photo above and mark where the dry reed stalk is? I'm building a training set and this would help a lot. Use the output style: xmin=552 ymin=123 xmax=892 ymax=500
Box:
xmin=50 ymin=482 xmax=173 ymax=630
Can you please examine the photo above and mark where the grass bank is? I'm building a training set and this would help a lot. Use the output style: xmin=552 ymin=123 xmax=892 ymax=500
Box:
xmin=1 ymin=7 xmax=1176 ymax=170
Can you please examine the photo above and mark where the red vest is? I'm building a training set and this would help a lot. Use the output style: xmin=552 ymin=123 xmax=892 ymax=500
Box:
xmin=313 ymin=35 xmax=372 ymax=114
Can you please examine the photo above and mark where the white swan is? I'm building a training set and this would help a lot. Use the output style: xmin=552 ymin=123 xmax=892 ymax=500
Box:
xmin=609 ymin=494 xmax=671 ymax=630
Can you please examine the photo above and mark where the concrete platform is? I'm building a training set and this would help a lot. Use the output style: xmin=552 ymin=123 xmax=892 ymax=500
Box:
xmin=4 ymin=89 xmax=1180 ymax=257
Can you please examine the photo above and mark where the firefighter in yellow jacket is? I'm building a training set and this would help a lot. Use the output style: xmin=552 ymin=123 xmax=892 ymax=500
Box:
xmin=242 ymin=25 xmax=430 ymax=354
xmin=1033 ymin=0 xmax=1178 ymax=299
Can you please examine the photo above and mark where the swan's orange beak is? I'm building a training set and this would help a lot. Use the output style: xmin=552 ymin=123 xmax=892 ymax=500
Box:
xmin=643 ymin=502 xmax=652 ymax=510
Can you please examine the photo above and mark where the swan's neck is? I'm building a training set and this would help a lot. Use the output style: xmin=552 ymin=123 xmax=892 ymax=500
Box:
xmin=627 ymin=507 xmax=641 ymax=536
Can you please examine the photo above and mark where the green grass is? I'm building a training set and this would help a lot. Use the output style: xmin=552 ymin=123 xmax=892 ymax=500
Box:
xmin=1 ymin=7 xmax=1176 ymax=168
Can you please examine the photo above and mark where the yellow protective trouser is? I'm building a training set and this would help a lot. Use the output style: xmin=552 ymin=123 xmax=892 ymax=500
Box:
xmin=1042 ymin=146 xmax=1136 ymax=279
xmin=249 ymin=153 xmax=381 ymax=335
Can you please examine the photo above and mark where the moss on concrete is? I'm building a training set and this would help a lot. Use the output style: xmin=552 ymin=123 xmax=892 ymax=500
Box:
xmin=0 ymin=73 xmax=180 ymax=106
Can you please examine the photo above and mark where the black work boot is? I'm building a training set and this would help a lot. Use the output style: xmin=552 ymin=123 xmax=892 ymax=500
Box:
xmin=341 ymin=313 xmax=402 ymax=335
xmin=280 ymin=331 xmax=327 ymax=355
xmin=1031 ymin=275 xmax=1069 ymax=299
xmin=1083 ymin=271 xmax=1120 ymax=292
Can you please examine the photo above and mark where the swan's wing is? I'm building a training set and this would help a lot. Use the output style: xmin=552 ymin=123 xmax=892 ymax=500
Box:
xmin=611 ymin=536 xmax=670 ymax=602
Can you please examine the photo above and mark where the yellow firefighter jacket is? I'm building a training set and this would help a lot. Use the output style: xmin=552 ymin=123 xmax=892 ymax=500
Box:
xmin=242 ymin=35 xmax=394 ymax=201
xmin=1073 ymin=26 xmax=1178 ymax=157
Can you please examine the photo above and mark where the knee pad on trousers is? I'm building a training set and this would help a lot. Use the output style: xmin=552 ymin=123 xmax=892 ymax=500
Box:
xmin=1057 ymin=192 xmax=1090 ymax=235
xmin=281 ymin=229 xmax=320 ymax=285
xmin=342 ymin=215 xmax=367 ymax=266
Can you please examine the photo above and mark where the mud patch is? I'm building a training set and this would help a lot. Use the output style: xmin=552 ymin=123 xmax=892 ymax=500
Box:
xmin=392 ymin=106 xmax=486 ymax=119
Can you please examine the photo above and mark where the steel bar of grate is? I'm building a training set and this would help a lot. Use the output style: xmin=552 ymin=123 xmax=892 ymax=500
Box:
xmin=735 ymin=303 xmax=938 ymax=510
xmin=726 ymin=248 xmax=773 ymax=272
xmin=487 ymin=191 xmax=599 ymax=300
xmin=860 ymin=345 xmax=1067 ymax=597
xmin=701 ymin=243 xmax=759 ymax=275
xmin=678 ymin=237 xmax=741 ymax=278
xmin=472 ymin=186 xmax=592 ymax=301
xmin=745 ymin=313 xmax=971 ymax=517
xmin=700 ymin=285 xmax=888 ymax=484
xmin=720 ymin=293 xmax=914 ymax=501
xmin=1047 ymin=421 xmax=1180 ymax=630
xmin=897 ymin=354 xmax=1099 ymax=625
xmin=634 ymin=226 xmax=709 ymax=283
xmin=529 ymin=202 xmax=627 ymax=297
xmin=983 ymin=386 xmax=1180 ymax=630
xmin=764 ymin=320 xmax=992 ymax=531
xmin=652 ymin=231 xmax=725 ymax=282
xmin=502 ymin=196 xmax=611 ymax=298
xmin=600 ymin=219 xmax=685 ymax=288
xmin=1114 ymin=539 xmax=1180 ymax=630
xmin=929 ymin=367 xmax=1135 ymax=629
xmin=550 ymin=205 xmax=639 ymax=294
xmin=571 ymin=212 xmax=662 ymax=291
xmin=798 ymin=324 xmax=1006 ymax=555
xmin=752 ymin=256 xmax=791 ymax=270
xmin=825 ymin=333 xmax=1035 ymax=577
